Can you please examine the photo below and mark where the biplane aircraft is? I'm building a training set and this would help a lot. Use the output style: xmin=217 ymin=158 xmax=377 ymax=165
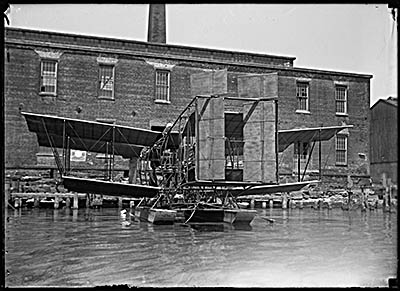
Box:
xmin=21 ymin=71 xmax=353 ymax=225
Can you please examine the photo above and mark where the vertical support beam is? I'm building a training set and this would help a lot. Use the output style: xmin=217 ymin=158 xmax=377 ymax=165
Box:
xmin=111 ymin=126 xmax=115 ymax=181
xmin=185 ymin=114 xmax=190 ymax=183
xmin=275 ymin=100 xmax=279 ymax=183
xmin=177 ymin=116 xmax=183 ymax=186
xmin=269 ymin=199 xmax=274 ymax=209
xmin=62 ymin=120 xmax=66 ymax=175
xmin=195 ymin=97 xmax=200 ymax=181
xmin=301 ymin=141 xmax=316 ymax=181
xmin=297 ymin=142 xmax=301 ymax=182
xmin=105 ymin=142 xmax=109 ymax=180
xmin=66 ymin=136 xmax=71 ymax=174
xmin=118 ymin=197 xmax=123 ymax=208
xmin=319 ymin=128 xmax=322 ymax=180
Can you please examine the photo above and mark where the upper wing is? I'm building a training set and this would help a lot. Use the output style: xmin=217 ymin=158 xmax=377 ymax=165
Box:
xmin=21 ymin=111 xmax=179 ymax=158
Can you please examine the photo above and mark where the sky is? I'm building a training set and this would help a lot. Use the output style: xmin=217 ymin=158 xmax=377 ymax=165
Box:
xmin=5 ymin=4 xmax=397 ymax=106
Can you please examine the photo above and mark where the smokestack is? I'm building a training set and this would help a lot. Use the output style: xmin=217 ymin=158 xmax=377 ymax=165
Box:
xmin=147 ymin=4 xmax=166 ymax=43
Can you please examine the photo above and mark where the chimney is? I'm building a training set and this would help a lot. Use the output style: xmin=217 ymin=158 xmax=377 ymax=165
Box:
xmin=147 ymin=4 xmax=166 ymax=43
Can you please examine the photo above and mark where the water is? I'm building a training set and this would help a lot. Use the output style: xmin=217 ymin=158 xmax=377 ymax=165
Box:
xmin=5 ymin=207 xmax=397 ymax=287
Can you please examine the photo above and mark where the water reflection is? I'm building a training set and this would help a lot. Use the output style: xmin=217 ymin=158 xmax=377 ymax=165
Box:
xmin=5 ymin=207 xmax=397 ymax=288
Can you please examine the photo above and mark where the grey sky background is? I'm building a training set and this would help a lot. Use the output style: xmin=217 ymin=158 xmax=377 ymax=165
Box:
xmin=6 ymin=4 xmax=397 ymax=106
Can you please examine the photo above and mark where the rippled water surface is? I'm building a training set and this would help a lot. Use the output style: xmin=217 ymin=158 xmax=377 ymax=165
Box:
xmin=5 ymin=207 xmax=397 ymax=287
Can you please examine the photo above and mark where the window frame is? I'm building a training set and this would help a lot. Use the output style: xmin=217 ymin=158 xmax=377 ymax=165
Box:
xmin=39 ymin=59 xmax=58 ymax=96
xmin=335 ymin=85 xmax=348 ymax=115
xmin=335 ymin=134 xmax=348 ymax=166
xmin=155 ymin=69 xmax=171 ymax=103
xmin=296 ymin=81 xmax=310 ymax=113
xmin=98 ymin=64 xmax=115 ymax=100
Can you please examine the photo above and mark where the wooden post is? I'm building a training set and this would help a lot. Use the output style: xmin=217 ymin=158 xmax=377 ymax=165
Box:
xmin=318 ymin=129 xmax=322 ymax=180
xmin=297 ymin=142 xmax=301 ymax=182
xmin=72 ymin=193 xmax=79 ymax=209
xmin=250 ymin=199 xmax=255 ymax=209
xmin=118 ymin=197 xmax=123 ymax=208
xmin=327 ymin=198 xmax=332 ymax=209
xmin=314 ymin=199 xmax=320 ymax=209
xmin=269 ymin=199 xmax=273 ymax=209
xmin=262 ymin=201 xmax=267 ymax=209
xmin=65 ymin=197 xmax=71 ymax=208
xmin=86 ymin=194 xmax=90 ymax=208
xmin=54 ymin=196 xmax=59 ymax=209
xmin=97 ymin=195 xmax=103 ymax=208
xmin=360 ymin=187 xmax=368 ymax=211
xmin=34 ymin=197 xmax=39 ymax=208
xmin=388 ymin=178 xmax=392 ymax=209
xmin=282 ymin=193 xmax=287 ymax=209
xmin=299 ymin=200 xmax=304 ymax=209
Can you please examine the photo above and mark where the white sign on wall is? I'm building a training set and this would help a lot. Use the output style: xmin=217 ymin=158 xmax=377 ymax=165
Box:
xmin=70 ymin=150 xmax=87 ymax=162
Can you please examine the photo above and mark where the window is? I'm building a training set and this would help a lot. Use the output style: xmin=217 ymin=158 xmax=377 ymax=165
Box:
xmin=98 ymin=65 xmax=115 ymax=99
xmin=335 ymin=135 xmax=347 ymax=165
xmin=294 ymin=142 xmax=310 ymax=160
xmin=335 ymin=85 xmax=347 ymax=114
xmin=296 ymin=82 xmax=309 ymax=112
xmin=40 ymin=59 xmax=57 ymax=94
xmin=155 ymin=70 xmax=170 ymax=102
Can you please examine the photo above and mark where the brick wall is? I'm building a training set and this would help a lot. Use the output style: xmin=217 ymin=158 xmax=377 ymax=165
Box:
xmin=5 ymin=29 xmax=371 ymax=191
xmin=277 ymin=72 xmax=370 ymax=183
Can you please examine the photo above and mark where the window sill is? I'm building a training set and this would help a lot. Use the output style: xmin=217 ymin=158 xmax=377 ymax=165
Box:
xmin=98 ymin=96 xmax=115 ymax=101
xmin=155 ymin=100 xmax=171 ymax=104
xmin=39 ymin=92 xmax=57 ymax=97
xmin=295 ymin=109 xmax=311 ymax=115
xmin=335 ymin=112 xmax=348 ymax=117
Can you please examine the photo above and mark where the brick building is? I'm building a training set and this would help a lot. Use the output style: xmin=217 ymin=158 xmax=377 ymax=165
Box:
xmin=4 ymin=7 xmax=372 ymax=189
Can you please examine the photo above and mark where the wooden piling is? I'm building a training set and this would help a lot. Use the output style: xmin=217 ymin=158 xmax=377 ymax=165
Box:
xmin=65 ymin=197 xmax=71 ymax=208
xmin=34 ymin=197 xmax=39 ymax=208
xmin=118 ymin=197 xmax=123 ymax=208
xmin=282 ymin=193 xmax=287 ymax=209
xmin=269 ymin=199 xmax=273 ymax=209
xmin=262 ymin=201 xmax=267 ymax=209
xmin=72 ymin=193 xmax=79 ymax=209
xmin=54 ymin=196 xmax=59 ymax=209
xmin=86 ymin=194 xmax=90 ymax=208
xmin=250 ymin=199 xmax=255 ymax=209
